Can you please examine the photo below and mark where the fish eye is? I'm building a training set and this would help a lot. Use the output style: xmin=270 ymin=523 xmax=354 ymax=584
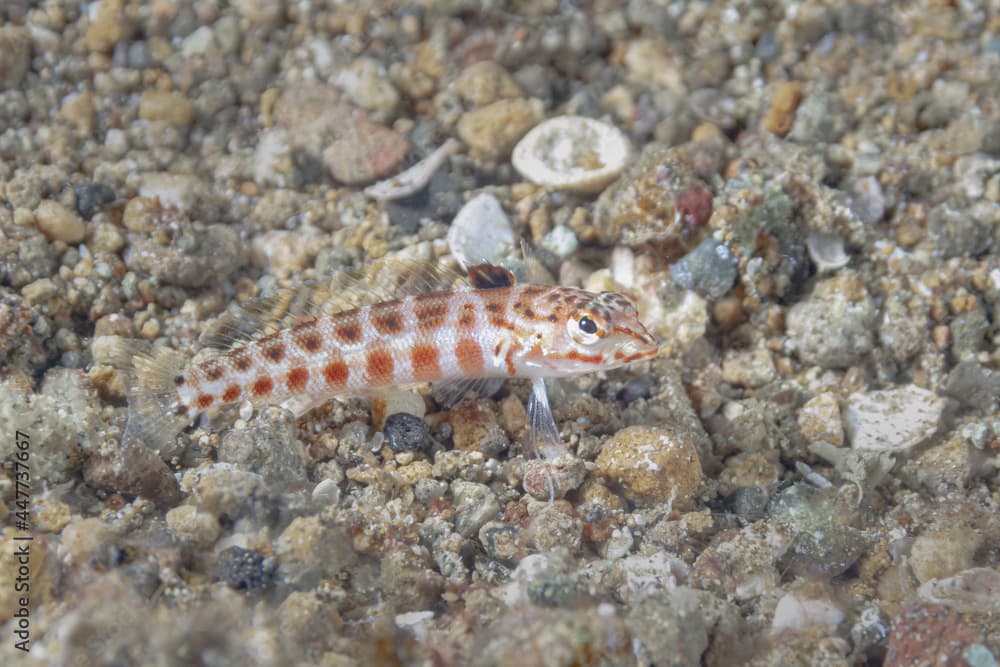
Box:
xmin=578 ymin=316 xmax=598 ymax=335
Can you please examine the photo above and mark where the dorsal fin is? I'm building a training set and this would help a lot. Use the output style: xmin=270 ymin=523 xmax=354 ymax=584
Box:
xmin=201 ymin=258 xmax=466 ymax=350
xmin=520 ymin=239 xmax=556 ymax=285
xmin=468 ymin=263 xmax=517 ymax=289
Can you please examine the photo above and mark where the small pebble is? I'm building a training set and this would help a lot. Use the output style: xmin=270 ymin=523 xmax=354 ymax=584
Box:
xmin=723 ymin=486 xmax=769 ymax=522
xmin=138 ymin=90 xmax=195 ymax=126
xmin=74 ymin=183 xmax=116 ymax=220
xmin=909 ymin=528 xmax=981 ymax=585
xmin=522 ymin=454 xmax=587 ymax=500
xmin=451 ymin=480 xmax=499 ymax=538
xmin=165 ymin=505 xmax=221 ymax=548
xmin=594 ymin=143 xmax=713 ymax=252
xmin=786 ymin=272 xmax=876 ymax=368
xmin=941 ymin=361 xmax=1000 ymax=413
xmin=539 ymin=225 xmax=579 ymax=259
xmin=797 ymin=392 xmax=844 ymax=446
xmin=720 ymin=346 xmax=776 ymax=388
xmin=383 ymin=413 xmax=432 ymax=452
xmin=34 ymin=200 xmax=86 ymax=243
xmin=669 ymin=238 xmax=739 ymax=299
xmin=455 ymin=60 xmax=521 ymax=107
xmin=214 ymin=546 xmax=272 ymax=592
xmin=595 ymin=426 xmax=702 ymax=509
xmin=771 ymin=589 xmax=844 ymax=631
xmin=456 ymin=98 xmax=544 ymax=161
xmin=0 ymin=26 xmax=31 ymax=88
xmin=275 ymin=516 xmax=356 ymax=587
xmin=762 ymin=81 xmax=804 ymax=137
xmin=885 ymin=604 xmax=986 ymax=667
xmin=333 ymin=57 xmax=400 ymax=118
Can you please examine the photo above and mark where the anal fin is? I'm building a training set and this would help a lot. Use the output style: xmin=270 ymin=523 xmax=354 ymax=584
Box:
xmin=431 ymin=377 xmax=505 ymax=408
xmin=527 ymin=377 xmax=568 ymax=460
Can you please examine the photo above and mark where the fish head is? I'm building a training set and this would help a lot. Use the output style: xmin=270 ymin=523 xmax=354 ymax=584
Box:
xmin=519 ymin=287 xmax=658 ymax=377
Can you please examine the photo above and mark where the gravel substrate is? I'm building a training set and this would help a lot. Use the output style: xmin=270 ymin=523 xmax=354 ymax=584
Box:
xmin=1 ymin=1 xmax=998 ymax=665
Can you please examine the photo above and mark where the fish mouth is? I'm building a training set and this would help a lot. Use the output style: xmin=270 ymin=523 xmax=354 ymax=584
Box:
xmin=613 ymin=336 xmax=659 ymax=364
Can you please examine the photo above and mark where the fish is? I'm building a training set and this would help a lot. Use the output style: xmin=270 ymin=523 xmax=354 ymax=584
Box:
xmin=116 ymin=262 xmax=659 ymax=458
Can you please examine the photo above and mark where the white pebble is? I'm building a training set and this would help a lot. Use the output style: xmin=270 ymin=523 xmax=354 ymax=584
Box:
xmin=844 ymin=385 xmax=944 ymax=454
xmin=181 ymin=26 xmax=216 ymax=57
xmin=540 ymin=224 xmax=579 ymax=259
xmin=311 ymin=478 xmax=341 ymax=506
xmin=772 ymin=591 xmax=844 ymax=631
xmin=447 ymin=192 xmax=515 ymax=266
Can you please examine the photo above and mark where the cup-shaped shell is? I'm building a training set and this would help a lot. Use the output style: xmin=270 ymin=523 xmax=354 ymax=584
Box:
xmin=512 ymin=116 xmax=631 ymax=194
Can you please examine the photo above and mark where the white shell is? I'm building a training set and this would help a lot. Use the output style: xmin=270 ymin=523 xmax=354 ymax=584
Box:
xmin=806 ymin=232 xmax=850 ymax=272
xmin=511 ymin=116 xmax=631 ymax=194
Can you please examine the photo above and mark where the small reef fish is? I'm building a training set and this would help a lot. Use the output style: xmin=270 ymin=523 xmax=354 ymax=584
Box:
xmin=119 ymin=263 xmax=658 ymax=456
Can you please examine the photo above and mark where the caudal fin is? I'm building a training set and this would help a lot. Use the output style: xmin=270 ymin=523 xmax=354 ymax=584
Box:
xmin=106 ymin=338 xmax=191 ymax=456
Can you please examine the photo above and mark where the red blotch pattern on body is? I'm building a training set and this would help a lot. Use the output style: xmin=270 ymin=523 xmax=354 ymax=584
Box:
xmin=415 ymin=301 xmax=449 ymax=331
xmin=366 ymin=349 xmax=395 ymax=384
xmin=204 ymin=361 xmax=226 ymax=381
xmin=296 ymin=331 xmax=323 ymax=353
xmin=455 ymin=338 xmax=484 ymax=375
xmin=222 ymin=385 xmax=241 ymax=403
xmin=371 ymin=305 xmax=405 ymax=335
xmin=252 ymin=377 xmax=274 ymax=397
xmin=197 ymin=393 xmax=215 ymax=409
xmin=286 ymin=367 xmax=309 ymax=392
xmin=323 ymin=360 xmax=349 ymax=388
xmin=336 ymin=322 xmax=363 ymax=344
xmin=411 ymin=345 xmax=441 ymax=382
xmin=231 ymin=350 xmax=253 ymax=372
xmin=263 ymin=343 xmax=286 ymax=363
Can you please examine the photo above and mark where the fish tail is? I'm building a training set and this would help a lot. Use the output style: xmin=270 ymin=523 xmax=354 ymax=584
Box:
xmin=107 ymin=338 xmax=191 ymax=455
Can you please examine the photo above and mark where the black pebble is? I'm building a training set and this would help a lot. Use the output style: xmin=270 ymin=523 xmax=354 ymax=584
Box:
xmin=724 ymin=486 xmax=769 ymax=523
xmin=214 ymin=546 xmax=271 ymax=592
xmin=74 ymin=182 xmax=116 ymax=220
xmin=383 ymin=412 xmax=432 ymax=452
xmin=617 ymin=376 xmax=653 ymax=404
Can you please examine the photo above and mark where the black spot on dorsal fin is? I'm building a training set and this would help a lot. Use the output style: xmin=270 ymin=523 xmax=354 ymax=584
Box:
xmin=468 ymin=263 xmax=517 ymax=289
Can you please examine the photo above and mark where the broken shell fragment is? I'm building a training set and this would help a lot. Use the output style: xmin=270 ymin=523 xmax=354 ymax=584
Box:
xmin=364 ymin=138 xmax=461 ymax=201
xmin=807 ymin=232 xmax=850 ymax=272
xmin=511 ymin=116 xmax=631 ymax=194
